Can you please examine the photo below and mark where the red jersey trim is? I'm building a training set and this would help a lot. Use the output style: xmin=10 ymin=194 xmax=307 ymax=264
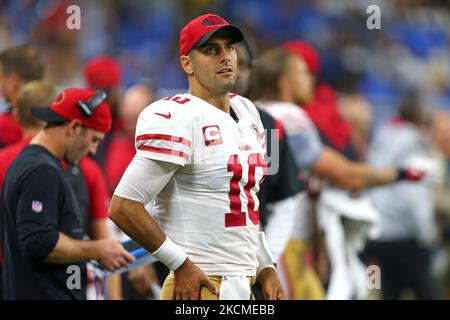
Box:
xmin=137 ymin=145 xmax=189 ymax=161
xmin=136 ymin=134 xmax=192 ymax=147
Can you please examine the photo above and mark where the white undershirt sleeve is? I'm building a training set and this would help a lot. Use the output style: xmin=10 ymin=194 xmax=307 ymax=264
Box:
xmin=113 ymin=156 xmax=179 ymax=205
xmin=264 ymin=194 xmax=299 ymax=262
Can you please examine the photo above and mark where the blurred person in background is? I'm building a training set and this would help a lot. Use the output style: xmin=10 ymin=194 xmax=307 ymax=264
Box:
xmin=84 ymin=55 xmax=124 ymax=168
xmin=283 ymin=40 xmax=358 ymax=161
xmin=105 ymin=83 xmax=154 ymax=193
xmin=1 ymin=88 xmax=134 ymax=299
xmin=338 ymin=94 xmax=373 ymax=160
xmin=430 ymin=112 xmax=450 ymax=299
xmin=0 ymin=44 xmax=44 ymax=148
xmin=365 ymin=93 xmax=443 ymax=300
xmin=249 ymin=47 xmax=431 ymax=300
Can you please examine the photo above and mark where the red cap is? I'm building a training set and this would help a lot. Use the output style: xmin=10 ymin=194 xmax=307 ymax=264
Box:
xmin=283 ymin=40 xmax=321 ymax=75
xmin=179 ymin=13 xmax=244 ymax=56
xmin=31 ymin=88 xmax=112 ymax=133
xmin=84 ymin=56 xmax=122 ymax=89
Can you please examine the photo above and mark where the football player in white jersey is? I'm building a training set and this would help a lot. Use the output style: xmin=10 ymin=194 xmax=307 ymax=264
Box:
xmin=109 ymin=14 xmax=284 ymax=300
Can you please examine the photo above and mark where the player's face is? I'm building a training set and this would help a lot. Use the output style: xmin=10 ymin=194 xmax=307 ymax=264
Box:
xmin=190 ymin=31 xmax=238 ymax=94
xmin=65 ymin=127 xmax=105 ymax=165
xmin=285 ymin=55 xmax=314 ymax=105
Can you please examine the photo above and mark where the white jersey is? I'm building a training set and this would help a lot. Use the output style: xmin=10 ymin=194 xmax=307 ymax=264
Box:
xmin=135 ymin=93 xmax=266 ymax=276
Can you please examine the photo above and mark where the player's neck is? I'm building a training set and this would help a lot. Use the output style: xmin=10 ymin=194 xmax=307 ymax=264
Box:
xmin=22 ymin=126 xmax=42 ymax=138
xmin=190 ymin=87 xmax=230 ymax=113
xmin=30 ymin=129 xmax=65 ymax=160
xmin=278 ymin=91 xmax=295 ymax=104
xmin=203 ymin=95 xmax=230 ymax=113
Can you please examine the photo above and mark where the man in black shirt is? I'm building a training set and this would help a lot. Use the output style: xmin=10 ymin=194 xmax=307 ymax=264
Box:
xmin=1 ymin=88 xmax=134 ymax=299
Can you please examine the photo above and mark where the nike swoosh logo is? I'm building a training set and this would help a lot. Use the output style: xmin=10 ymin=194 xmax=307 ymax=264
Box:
xmin=155 ymin=112 xmax=171 ymax=119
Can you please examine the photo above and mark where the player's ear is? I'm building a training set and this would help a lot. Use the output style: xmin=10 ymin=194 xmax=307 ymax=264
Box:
xmin=180 ymin=54 xmax=194 ymax=75
xmin=66 ymin=119 xmax=83 ymax=137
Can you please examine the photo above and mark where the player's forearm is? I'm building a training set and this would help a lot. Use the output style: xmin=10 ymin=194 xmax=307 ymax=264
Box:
xmin=312 ymin=148 xmax=397 ymax=191
xmin=43 ymin=233 xmax=100 ymax=264
xmin=109 ymin=195 xmax=166 ymax=253
xmin=346 ymin=163 xmax=397 ymax=190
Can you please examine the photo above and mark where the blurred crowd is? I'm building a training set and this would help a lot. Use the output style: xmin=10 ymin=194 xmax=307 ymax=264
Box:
xmin=1 ymin=0 xmax=450 ymax=114
xmin=0 ymin=0 xmax=450 ymax=300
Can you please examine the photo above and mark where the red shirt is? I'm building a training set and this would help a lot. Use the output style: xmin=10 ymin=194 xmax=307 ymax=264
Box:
xmin=303 ymin=82 xmax=352 ymax=151
xmin=105 ymin=131 xmax=135 ymax=193
xmin=0 ymin=137 xmax=31 ymax=189
xmin=0 ymin=113 xmax=23 ymax=148
xmin=78 ymin=157 xmax=109 ymax=220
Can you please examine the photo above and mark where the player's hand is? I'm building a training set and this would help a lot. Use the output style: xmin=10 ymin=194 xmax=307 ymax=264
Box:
xmin=397 ymin=167 xmax=426 ymax=181
xmin=94 ymin=239 xmax=135 ymax=271
xmin=172 ymin=258 xmax=217 ymax=300
xmin=315 ymin=253 xmax=329 ymax=284
xmin=400 ymin=155 xmax=444 ymax=186
xmin=257 ymin=267 xmax=285 ymax=300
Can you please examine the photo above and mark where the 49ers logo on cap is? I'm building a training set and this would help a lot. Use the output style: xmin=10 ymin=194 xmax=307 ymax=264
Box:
xmin=53 ymin=92 xmax=65 ymax=105
xmin=203 ymin=125 xmax=222 ymax=146
xmin=202 ymin=15 xmax=225 ymax=26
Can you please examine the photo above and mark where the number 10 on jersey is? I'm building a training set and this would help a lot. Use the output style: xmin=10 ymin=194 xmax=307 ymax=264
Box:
xmin=225 ymin=153 xmax=267 ymax=228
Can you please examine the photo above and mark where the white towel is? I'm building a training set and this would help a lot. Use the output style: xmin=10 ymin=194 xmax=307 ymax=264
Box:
xmin=219 ymin=276 xmax=252 ymax=300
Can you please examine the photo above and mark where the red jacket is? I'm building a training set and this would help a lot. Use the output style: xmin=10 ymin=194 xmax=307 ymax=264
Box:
xmin=0 ymin=113 xmax=22 ymax=148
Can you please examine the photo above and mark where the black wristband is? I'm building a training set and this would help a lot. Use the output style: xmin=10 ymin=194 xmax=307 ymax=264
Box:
xmin=396 ymin=169 xmax=406 ymax=181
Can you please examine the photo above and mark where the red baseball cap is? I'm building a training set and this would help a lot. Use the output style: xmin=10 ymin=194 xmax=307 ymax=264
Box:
xmin=283 ymin=40 xmax=321 ymax=75
xmin=31 ymin=88 xmax=112 ymax=133
xmin=84 ymin=55 xmax=122 ymax=89
xmin=179 ymin=13 xmax=244 ymax=56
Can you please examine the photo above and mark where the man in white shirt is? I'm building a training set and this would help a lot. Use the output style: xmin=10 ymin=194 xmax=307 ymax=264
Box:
xmin=109 ymin=13 xmax=284 ymax=300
